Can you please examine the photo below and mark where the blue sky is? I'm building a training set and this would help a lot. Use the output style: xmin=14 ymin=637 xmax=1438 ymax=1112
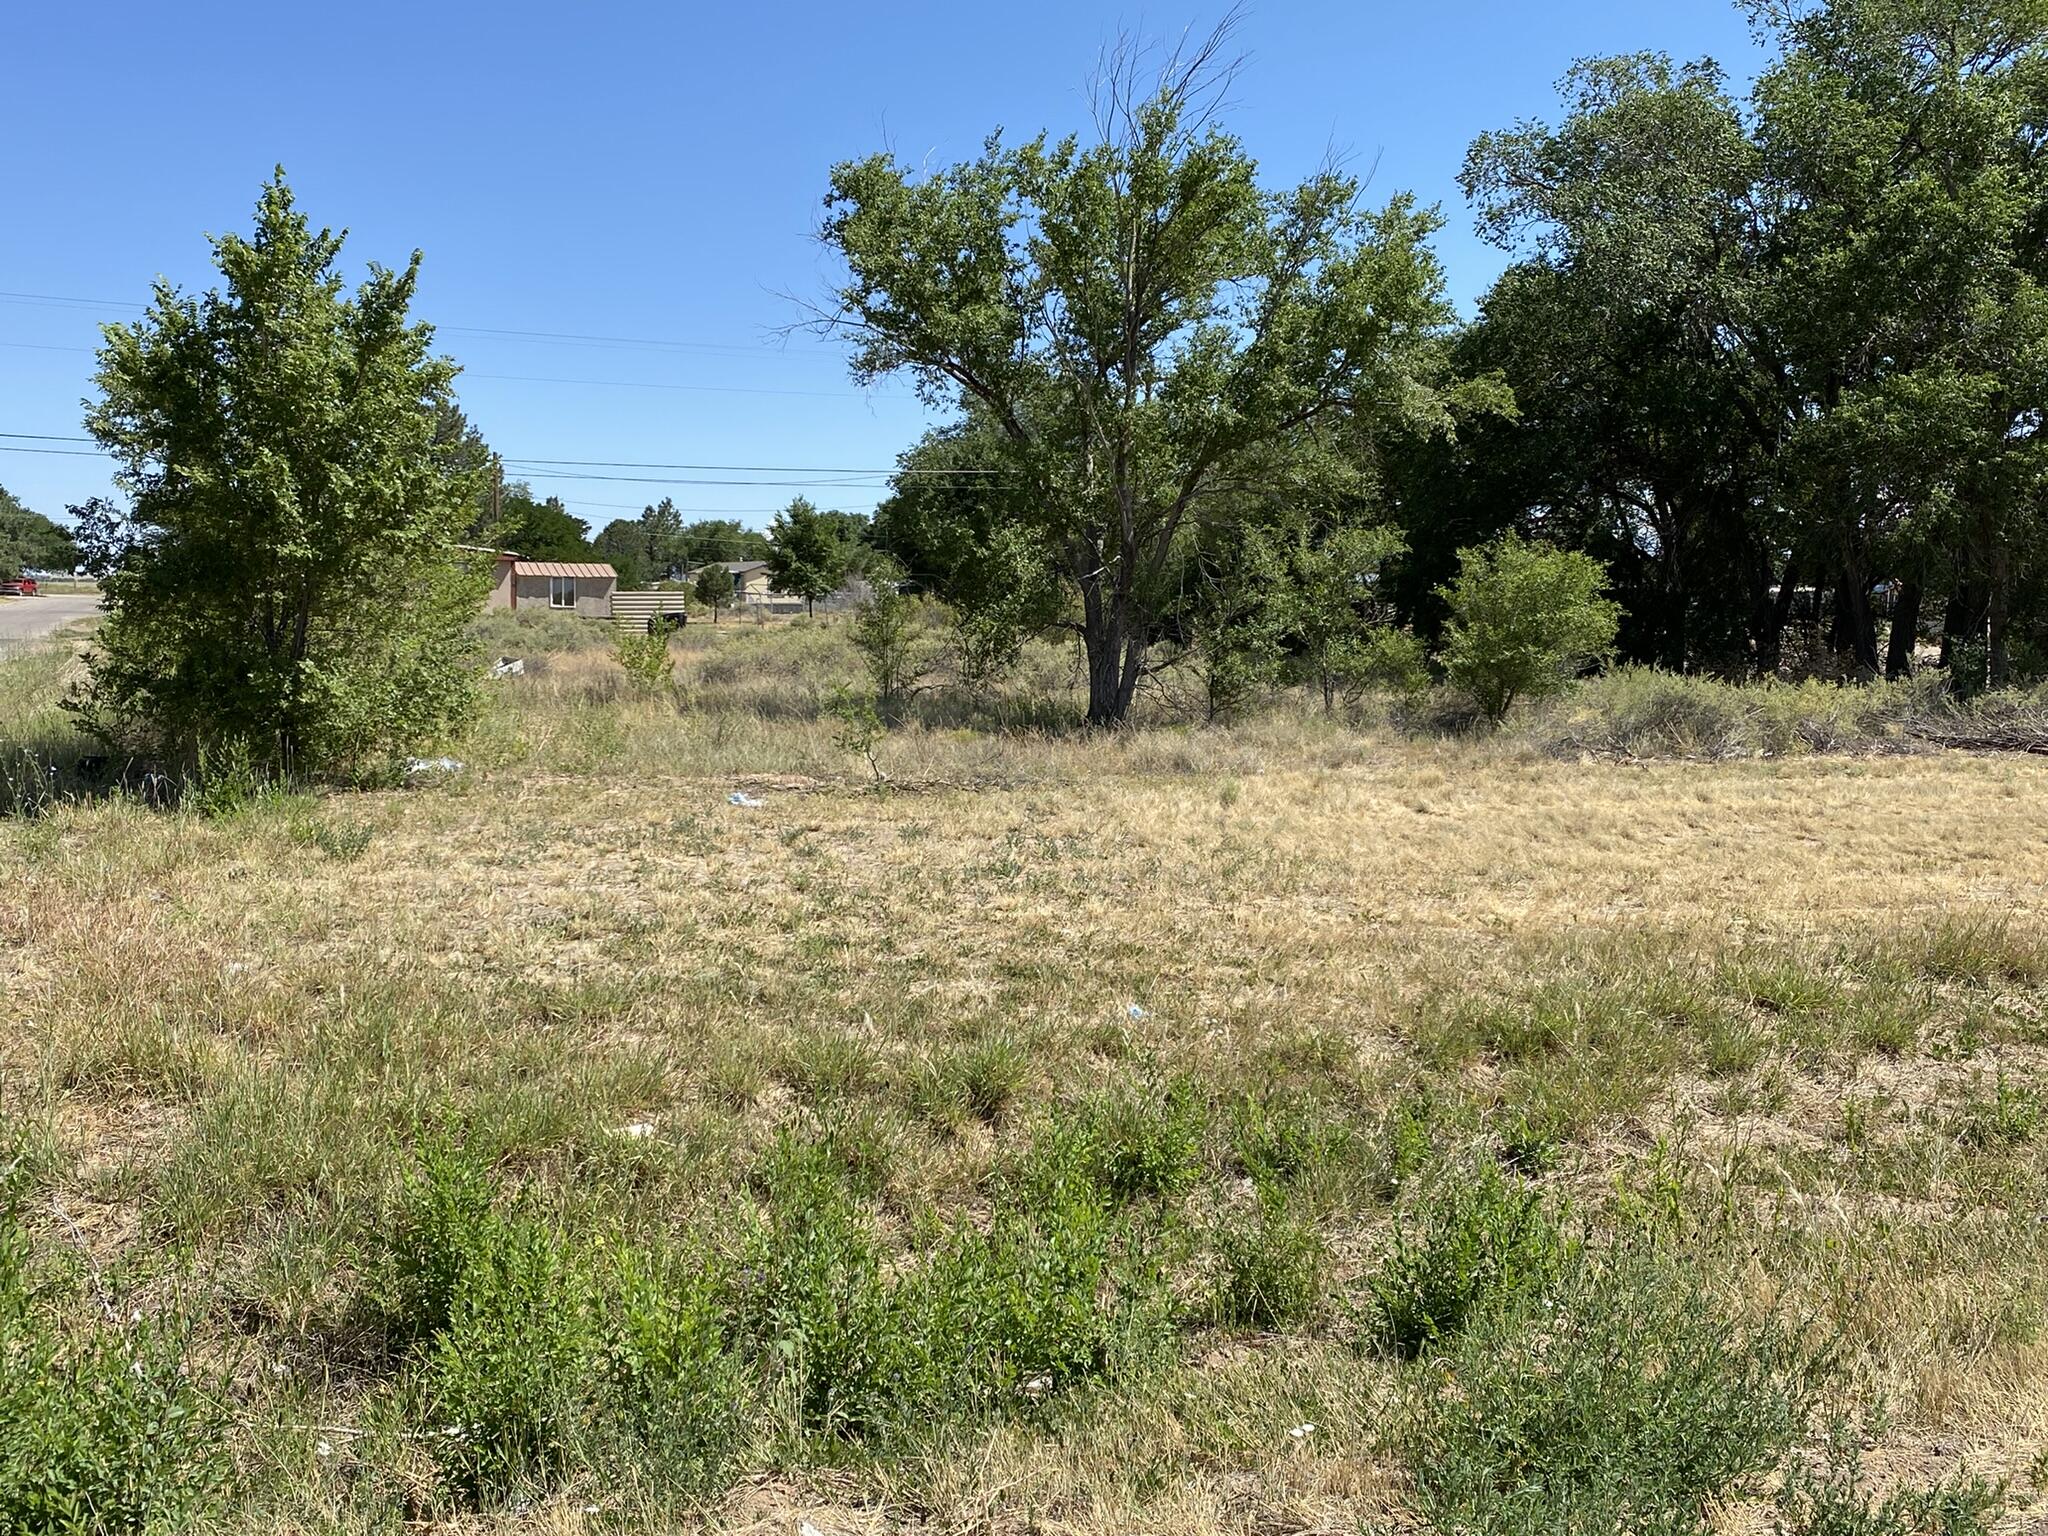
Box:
xmin=1 ymin=1 xmax=1764 ymax=536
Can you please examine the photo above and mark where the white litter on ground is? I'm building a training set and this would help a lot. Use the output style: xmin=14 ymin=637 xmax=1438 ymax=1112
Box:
xmin=728 ymin=791 xmax=767 ymax=808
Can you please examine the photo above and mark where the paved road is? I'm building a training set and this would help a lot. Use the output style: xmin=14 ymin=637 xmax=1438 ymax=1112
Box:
xmin=0 ymin=594 xmax=102 ymax=651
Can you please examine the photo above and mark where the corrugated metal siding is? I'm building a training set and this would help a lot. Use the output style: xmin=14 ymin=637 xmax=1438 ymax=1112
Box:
xmin=609 ymin=591 xmax=692 ymax=630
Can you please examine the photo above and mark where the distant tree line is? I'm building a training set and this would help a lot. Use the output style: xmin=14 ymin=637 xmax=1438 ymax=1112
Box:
xmin=0 ymin=485 xmax=78 ymax=580
xmin=850 ymin=0 xmax=2048 ymax=719
xmin=424 ymin=439 xmax=869 ymax=600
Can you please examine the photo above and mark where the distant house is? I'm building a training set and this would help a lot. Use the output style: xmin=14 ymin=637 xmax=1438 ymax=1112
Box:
xmin=719 ymin=560 xmax=776 ymax=605
xmin=686 ymin=559 xmax=877 ymax=615
xmin=688 ymin=560 xmax=779 ymax=608
xmin=482 ymin=552 xmax=617 ymax=620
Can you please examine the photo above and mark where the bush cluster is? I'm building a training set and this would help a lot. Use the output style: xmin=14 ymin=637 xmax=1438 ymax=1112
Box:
xmin=0 ymin=1173 xmax=226 ymax=1533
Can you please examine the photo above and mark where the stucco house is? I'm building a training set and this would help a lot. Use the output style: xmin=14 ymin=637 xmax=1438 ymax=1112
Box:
xmin=687 ymin=560 xmax=877 ymax=615
xmin=483 ymin=552 xmax=617 ymax=620
xmin=708 ymin=560 xmax=775 ymax=605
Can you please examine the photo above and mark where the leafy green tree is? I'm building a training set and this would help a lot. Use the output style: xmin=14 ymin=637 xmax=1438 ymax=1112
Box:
xmin=1751 ymin=0 xmax=2048 ymax=688
xmin=591 ymin=522 xmax=650 ymax=590
xmin=766 ymin=496 xmax=852 ymax=614
xmin=1438 ymin=535 xmax=1621 ymax=723
xmin=1452 ymin=55 xmax=1792 ymax=677
xmin=849 ymin=586 xmax=945 ymax=718
xmin=817 ymin=25 xmax=1487 ymax=724
xmin=1440 ymin=7 xmax=2048 ymax=688
xmin=1274 ymin=521 xmax=1417 ymax=712
xmin=692 ymin=562 xmax=729 ymax=621
xmin=0 ymin=486 xmax=78 ymax=579
xmin=677 ymin=518 xmax=772 ymax=568
xmin=874 ymin=417 xmax=1067 ymax=679
xmin=498 ymin=486 xmax=592 ymax=563
xmin=71 ymin=172 xmax=487 ymax=774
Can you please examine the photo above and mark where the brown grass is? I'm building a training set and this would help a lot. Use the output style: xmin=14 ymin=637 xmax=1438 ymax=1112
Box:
xmin=1 ymin=629 xmax=2045 ymax=1533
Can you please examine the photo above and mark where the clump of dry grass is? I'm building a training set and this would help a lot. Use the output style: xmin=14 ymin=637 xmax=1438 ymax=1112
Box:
xmin=1 ymin=625 xmax=2045 ymax=1533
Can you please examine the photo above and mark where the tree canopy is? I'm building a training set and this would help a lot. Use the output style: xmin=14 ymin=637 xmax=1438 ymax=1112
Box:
xmin=498 ymin=485 xmax=594 ymax=563
xmin=820 ymin=23 xmax=1490 ymax=723
xmin=71 ymin=171 xmax=486 ymax=773
xmin=766 ymin=496 xmax=854 ymax=613
xmin=0 ymin=486 xmax=78 ymax=580
xmin=1393 ymin=0 xmax=2048 ymax=687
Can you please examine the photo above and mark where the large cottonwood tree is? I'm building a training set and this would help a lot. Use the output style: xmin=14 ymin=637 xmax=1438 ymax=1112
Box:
xmin=816 ymin=28 xmax=1480 ymax=724
xmin=1440 ymin=1 xmax=2048 ymax=684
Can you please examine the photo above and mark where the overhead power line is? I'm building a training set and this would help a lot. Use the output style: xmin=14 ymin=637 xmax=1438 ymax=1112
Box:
xmin=4 ymin=430 xmax=1011 ymax=483
xmin=469 ymin=371 xmax=903 ymax=401
xmin=0 ymin=290 xmax=840 ymax=365
xmin=502 ymin=455 xmax=999 ymax=476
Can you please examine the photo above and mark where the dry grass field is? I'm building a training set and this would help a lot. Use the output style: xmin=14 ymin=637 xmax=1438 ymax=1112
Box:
xmin=3 ymin=615 xmax=2046 ymax=1534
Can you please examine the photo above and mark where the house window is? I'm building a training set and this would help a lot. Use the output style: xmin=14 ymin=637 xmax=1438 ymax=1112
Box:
xmin=550 ymin=576 xmax=576 ymax=609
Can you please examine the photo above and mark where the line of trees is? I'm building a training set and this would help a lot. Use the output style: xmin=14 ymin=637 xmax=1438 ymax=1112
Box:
xmin=0 ymin=486 xmax=77 ymax=580
xmin=847 ymin=0 xmax=2048 ymax=722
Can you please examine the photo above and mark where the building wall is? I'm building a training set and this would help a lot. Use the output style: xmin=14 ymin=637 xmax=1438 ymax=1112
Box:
xmin=513 ymin=573 xmax=615 ymax=619
xmin=484 ymin=558 xmax=516 ymax=610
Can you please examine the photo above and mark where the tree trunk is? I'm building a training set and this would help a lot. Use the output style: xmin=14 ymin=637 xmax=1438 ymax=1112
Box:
xmin=1884 ymin=580 xmax=1922 ymax=680
xmin=1080 ymin=583 xmax=1146 ymax=727
xmin=1756 ymin=554 xmax=1800 ymax=678
xmin=1942 ymin=577 xmax=1988 ymax=686
xmin=1839 ymin=581 xmax=1880 ymax=676
xmin=1989 ymin=545 xmax=2011 ymax=690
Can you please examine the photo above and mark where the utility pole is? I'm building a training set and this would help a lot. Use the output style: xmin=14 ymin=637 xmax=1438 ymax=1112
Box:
xmin=490 ymin=454 xmax=503 ymax=534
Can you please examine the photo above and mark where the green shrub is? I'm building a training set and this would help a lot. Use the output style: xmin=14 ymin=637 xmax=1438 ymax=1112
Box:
xmin=469 ymin=606 xmax=613 ymax=657
xmin=383 ymin=1145 xmax=753 ymax=1509
xmin=1777 ymin=1431 xmax=2004 ymax=1536
xmin=1380 ymin=1097 xmax=1437 ymax=1194
xmin=1204 ymin=1192 xmax=1326 ymax=1329
xmin=422 ymin=1217 xmax=598 ymax=1503
xmin=1398 ymin=1253 xmax=1826 ymax=1536
xmin=741 ymin=1132 xmax=1174 ymax=1442
xmin=849 ymin=589 xmax=946 ymax=716
xmin=611 ymin=628 xmax=676 ymax=692
xmin=1369 ymin=1158 xmax=1569 ymax=1356
xmin=921 ymin=1190 xmax=1172 ymax=1409
xmin=73 ymin=175 xmax=487 ymax=779
xmin=1227 ymin=1089 xmax=1354 ymax=1190
xmin=186 ymin=735 xmax=279 ymax=818
xmin=1069 ymin=1078 xmax=1207 ymax=1203
xmin=0 ymin=1177 xmax=227 ymax=1533
xmin=382 ymin=1141 xmax=500 ymax=1347
xmin=1437 ymin=533 xmax=1621 ymax=723
xmin=287 ymin=813 xmax=375 ymax=861
xmin=739 ymin=1172 xmax=905 ymax=1439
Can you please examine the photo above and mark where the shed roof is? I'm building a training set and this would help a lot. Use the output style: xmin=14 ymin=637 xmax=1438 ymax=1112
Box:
xmin=514 ymin=561 xmax=616 ymax=580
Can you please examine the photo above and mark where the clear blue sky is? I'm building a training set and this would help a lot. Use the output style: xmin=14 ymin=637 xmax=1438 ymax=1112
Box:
xmin=1 ymin=0 xmax=1764 ymax=536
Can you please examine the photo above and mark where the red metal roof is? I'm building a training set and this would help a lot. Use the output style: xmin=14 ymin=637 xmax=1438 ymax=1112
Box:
xmin=513 ymin=561 xmax=616 ymax=579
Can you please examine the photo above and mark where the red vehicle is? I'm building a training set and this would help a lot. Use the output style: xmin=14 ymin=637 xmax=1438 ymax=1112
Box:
xmin=0 ymin=578 xmax=37 ymax=597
